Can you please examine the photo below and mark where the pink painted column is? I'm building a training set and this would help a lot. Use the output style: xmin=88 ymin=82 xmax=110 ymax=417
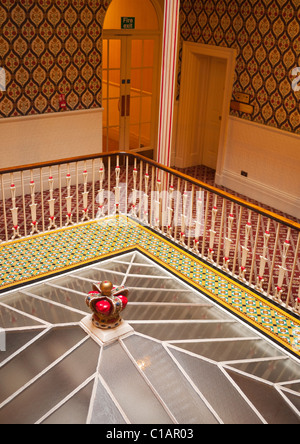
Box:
xmin=157 ymin=0 xmax=180 ymax=167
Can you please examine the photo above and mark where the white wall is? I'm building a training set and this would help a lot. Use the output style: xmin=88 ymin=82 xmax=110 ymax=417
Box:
xmin=216 ymin=116 xmax=300 ymax=219
xmin=0 ymin=108 xmax=103 ymax=169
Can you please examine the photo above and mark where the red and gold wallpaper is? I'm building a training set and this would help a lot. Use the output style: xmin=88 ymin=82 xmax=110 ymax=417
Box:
xmin=179 ymin=0 xmax=300 ymax=134
xmin=0 ymin=0 xmax=112 ymax=118
xmin=0 ymin=0 xmax=299 ymax=135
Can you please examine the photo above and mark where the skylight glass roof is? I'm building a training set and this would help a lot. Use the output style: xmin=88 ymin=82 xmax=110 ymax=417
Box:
xmin=0 ymin=252 xmax=299 ymax=424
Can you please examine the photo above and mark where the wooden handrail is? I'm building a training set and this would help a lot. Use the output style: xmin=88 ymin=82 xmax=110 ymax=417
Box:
xmin=0 ymin=150 xmax=299 ymax=231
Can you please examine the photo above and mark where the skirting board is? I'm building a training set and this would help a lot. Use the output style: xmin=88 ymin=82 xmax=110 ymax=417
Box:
xmin=216 ymin=169 xmax=300 ymax=220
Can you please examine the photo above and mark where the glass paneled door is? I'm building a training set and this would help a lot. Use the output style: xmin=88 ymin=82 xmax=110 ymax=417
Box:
xmin=102 ymin=35 xmax=159 ymax=154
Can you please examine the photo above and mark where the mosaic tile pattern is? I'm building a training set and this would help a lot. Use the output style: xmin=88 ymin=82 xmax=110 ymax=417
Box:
xmin=0 ymin=215 xmax=299 ymax=357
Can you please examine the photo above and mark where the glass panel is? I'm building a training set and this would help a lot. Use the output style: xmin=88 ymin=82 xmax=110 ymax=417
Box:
xmin=0 ymin=339 xmax=100 ymax=424
xmin=227 ymin=368 xmax=300 ymax=425
xmin=131 ymin=69 xmax=142 ymax=95
xmin=143 ymin=40 xmax=154 ymax=66
xmin=108 ymin=99 xmax=120 ymax=126
xmin=141 ymin=96 xmax=152 ymax=122
xmin=175 ymin=339 xmax=283 ymax=362
xmin=140 ymin=123 xmax=151 ymax=147
xmin=0 ymin=304 xmax=43 ymax=328
xmin=0 ymin=329 xmax=45 ymax=364
xmin=131 ymin=40 xmax=143 ymax=68
xmin=93 ymin=262 xmax=129 ymax=274
xmin=108 ymin=70 xmax=121 ymax=98
xmin=125 ymin=275 xmax=183 ymax=289
xmin=130 ymin=97 xmax=141 ymax=125
xmin=42 ymin=380 xmax=94 ymax=424
xmin=280 ymin=381 xmax=300 ymax=393
xmin=107 ymin=127 xmax=120 ymax=152
xmin=53 ymin=272 xmax=124 ymax=293
xmin=29 ymin=284 xmax=89 ymax=313
xmin=99 ymin=341 xmax=173 ymax=424
xmin=102 ymin=70 xmax=108 ymax=99
xmin=0 ymin=327 xmax=87 ymax=404
xmin=129 ymin=125 xmax=140 ymax=150
xmin=130 ymin=321 xmax=253 ymax=342
xmin=3 ymin=292 xmax=84 ymax=324
xmin=114 ymin=252 xmax=136 ymax=263
xmin=142 ymin=68 xmax=153 ymax=93
xmin=102 ymin=100 xmax=108 ymax=126
xmin=168 ymin=347 xmax=262 ymax=424
xmin=108 ymin=40 xmax=121 ymax=69
xmin=123 ymin=304 xmax=233 ymax=322
xmin=102 ymin=126 xmax=108 ymax=152
xmin=128 ymin=288 xmax=205 ymax=304
xmin=102 ymin=40 xmax=108 ymax=69
xmin=123 ymin=335 xmax=218 ymax=424
xmin=133 ymin=252 xmax=156 ymax=264
xmin=229 ymin=358 xmax=300 ymax=384
xmin=129 ymin=264 xmax=172 ymax=277
xmin=89 ymin=377 xmax=127 ymax=425
xmin=71 ymin=268 xmax=125 ymax=285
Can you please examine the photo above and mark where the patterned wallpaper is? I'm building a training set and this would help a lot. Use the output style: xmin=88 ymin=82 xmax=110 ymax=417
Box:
xmin=0 ymin=0 xmax=299 ymax=135
xmin=0 ymin=0 xmax=112 ymax=118
xmin=179 ymin=0 xmax=300 ymax=134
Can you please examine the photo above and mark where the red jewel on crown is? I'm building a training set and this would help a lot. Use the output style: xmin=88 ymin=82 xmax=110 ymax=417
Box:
xmin=86 ymin=280 xmax=129 ymax=330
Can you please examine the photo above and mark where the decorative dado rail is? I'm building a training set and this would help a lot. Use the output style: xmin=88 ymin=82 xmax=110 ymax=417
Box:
xmin=0 ymin=151 xmax=299 ymax=316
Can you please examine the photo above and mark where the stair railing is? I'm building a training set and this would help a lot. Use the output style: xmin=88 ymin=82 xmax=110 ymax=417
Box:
xmin=1 ymin=151 xmax=299 ymax=315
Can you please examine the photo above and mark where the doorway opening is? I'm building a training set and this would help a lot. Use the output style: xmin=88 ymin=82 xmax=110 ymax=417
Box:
xmin=174 ymin=42 xmax=236 ymax=176
xmin=102 ymin=0 xmax=162 ymax=159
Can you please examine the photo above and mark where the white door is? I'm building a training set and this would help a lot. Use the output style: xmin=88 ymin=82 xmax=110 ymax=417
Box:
xmin=201 ymin=57 xmax=227 ymax=170
xmin=102 ymin=34 xmax=159 ymax=154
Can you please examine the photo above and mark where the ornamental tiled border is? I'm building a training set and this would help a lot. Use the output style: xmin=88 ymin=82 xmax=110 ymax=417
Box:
xmin=0 ymin=215 xmax=299 ymax=358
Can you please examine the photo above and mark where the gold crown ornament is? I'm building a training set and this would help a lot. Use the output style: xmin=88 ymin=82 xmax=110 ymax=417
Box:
xmin=86 ymin=280 xmax=129 ymax=330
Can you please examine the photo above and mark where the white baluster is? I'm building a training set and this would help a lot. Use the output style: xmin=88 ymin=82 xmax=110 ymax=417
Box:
xmin=130 ymin=162 xmax=138 ymax=218
xmin=193 ymin=194 xmax=203 ymax=254
xmin=114 ymin=159 xmax=121 ymax=215
xmin=97 ymin=163 xmax=105 ymax=218
xmin=29 ymin=170 xmax=39 ymax=235
xmin=81 ymin=162 xmax=90 ymax=221
xmin=180 ymin=188 xmax=188 ymax=246
xmin=65 ymin=165 xmax=73 ymax=226
xmin=154 ymin=178 xmax=161 ymax=231
xmin=48 ymin=167 xmax=57 ymax=230
xmin=166 ymin=179 xmax=174 ymax=238
xmin=10 ymin=174 xmax=21 ymax=240
xmin=143 ymin=165 xmax=150 ymax=224
xmin=222 ymin=203 xmax=234 ymax=272
xmin=274 ymin=228 xmax=291 ymax=303
xmin=239 ymin=211 xmax=252 ymax=281
xmin=256 ymin=219 xmax=271 ymax=291
xmin=208 ymin=196 xmax=218 ymax=262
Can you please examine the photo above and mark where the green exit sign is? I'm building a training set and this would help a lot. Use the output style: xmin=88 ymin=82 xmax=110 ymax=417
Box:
xmin=121 ymin=17 xmax=135 ymax=29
